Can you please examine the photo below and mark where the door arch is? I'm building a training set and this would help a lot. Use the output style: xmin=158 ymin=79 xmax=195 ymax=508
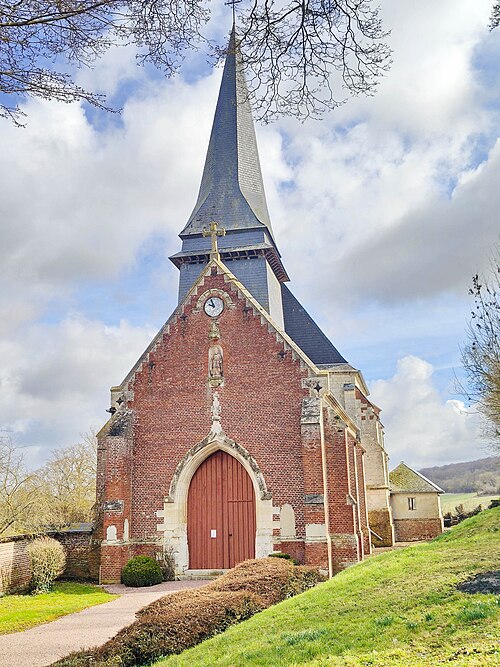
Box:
xmin=187 ymin=450 xmax=256 ymax=569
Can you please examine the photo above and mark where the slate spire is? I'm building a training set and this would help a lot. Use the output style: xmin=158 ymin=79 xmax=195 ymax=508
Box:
xmin=180 ymin=26 xmax=274 ymax=240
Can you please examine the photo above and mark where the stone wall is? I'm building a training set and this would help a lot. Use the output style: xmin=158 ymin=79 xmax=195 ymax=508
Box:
xmin=0 ymin=528 xmax=95 ymax=594
xmin=393 ymin=518 xmax=444 ymax=542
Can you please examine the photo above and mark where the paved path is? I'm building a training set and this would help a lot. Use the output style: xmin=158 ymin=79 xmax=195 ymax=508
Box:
xmin=0 ymin=580 xmax=210 ymax=667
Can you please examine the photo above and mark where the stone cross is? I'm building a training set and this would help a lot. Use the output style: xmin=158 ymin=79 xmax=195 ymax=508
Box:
xmin=202 ymin=222 xmax=226 ymax=260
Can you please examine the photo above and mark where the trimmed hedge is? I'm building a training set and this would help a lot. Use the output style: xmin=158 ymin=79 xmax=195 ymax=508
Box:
xmin=122 ymin=556 xmax=163 ymax=588
xmin=50 ymin=558 xmax=325 ymax=667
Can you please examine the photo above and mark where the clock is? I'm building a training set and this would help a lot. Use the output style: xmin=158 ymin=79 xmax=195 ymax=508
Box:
xmin=204 ymin=296 xmax=224 ymax=317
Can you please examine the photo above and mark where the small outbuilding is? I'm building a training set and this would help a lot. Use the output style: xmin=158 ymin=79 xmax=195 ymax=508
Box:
xmin=389 ymin=462 xmax=444 ymax=541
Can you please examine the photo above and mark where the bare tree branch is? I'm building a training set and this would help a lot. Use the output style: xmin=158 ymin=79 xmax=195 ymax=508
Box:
xmin=0 ymin=0 xmax=390 ymax=124
xmin=461 ymin=248 xmax=500 ymax=452
xmin=490 ymin=0 xmax=500 ymax=30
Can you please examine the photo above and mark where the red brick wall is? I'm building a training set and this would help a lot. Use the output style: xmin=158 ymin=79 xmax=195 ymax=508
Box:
xmin=54 ymin=531 xmax=95 ymax=580
xmin=124 ymin=273 xmax=309 ymax=543
xmin=394 ymin=518 xmax=443 ymax=542
xmin=97 ymin=269 xmax=368 ymax=578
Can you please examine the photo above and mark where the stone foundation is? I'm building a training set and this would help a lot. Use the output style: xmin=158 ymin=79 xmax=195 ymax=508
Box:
xmin=368 ymin=509 xmax=395 ymax=547
xmin=277 ymin=540 xmax=305 ymax=564
xmin=331 ymin=533 xmax=360 ymax=572
xmin=393 ymin=518 xmax=443 ymax=542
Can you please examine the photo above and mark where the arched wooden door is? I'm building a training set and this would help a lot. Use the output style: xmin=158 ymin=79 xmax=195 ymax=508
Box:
xmin=187 ymin=450 xmax=256 ymax=569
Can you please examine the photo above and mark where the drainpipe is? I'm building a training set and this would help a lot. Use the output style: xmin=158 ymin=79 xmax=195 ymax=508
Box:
xmin=319 ymin=397 xmax=333 ymax=579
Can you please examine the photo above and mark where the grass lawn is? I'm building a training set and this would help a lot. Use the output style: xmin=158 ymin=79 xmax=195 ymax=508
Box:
xmin=0 ymin=582 xmax=117 ymax=635
xmin=155 ymin=507 xmax=500 ymax=667
xmin=441 ymin=492 xmax=498 ymax=514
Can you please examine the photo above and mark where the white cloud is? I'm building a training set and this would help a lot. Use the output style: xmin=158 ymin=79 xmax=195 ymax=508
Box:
xmin=0 ymin=314 xmax=155 ymax=468
xmin=263 ymin=0 xmax=500 ymax=308
xmin=369 ymin=356 xmax=485 ymax=468
xmin=0 ymin=70 xmax=222 ymax=333
xmin=0 ymin=1 xmax=498 ymax=467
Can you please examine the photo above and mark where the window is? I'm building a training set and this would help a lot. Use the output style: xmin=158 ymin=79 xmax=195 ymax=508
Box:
xmin=408 ymin=497 xmax=416 ymax=511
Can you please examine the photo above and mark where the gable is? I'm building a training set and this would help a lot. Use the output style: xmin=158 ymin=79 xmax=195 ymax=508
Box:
xmin=116 ymin=259 xmax=322 ymax=398
xmin=390 ymin=462 xmax=444 ymax=494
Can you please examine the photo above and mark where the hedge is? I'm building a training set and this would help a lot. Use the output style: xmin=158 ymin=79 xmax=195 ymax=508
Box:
xmin=50 ymin=558 xmax=325 ymax=667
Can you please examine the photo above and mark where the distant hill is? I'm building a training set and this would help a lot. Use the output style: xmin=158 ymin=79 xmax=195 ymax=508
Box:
xmin=419 ymin=456 xmax=500 ymax=494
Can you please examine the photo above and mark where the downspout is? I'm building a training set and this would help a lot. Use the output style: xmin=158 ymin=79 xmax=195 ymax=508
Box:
xmin=319 ymin=397 xmax=333 ymax=579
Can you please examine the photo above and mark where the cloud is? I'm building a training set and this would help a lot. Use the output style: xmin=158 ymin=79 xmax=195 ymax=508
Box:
xmin=263 ymin=0 xmax=500 ymax=308
xmin=0 ymin=1 xmax=497 ymax=467
xmin=0 ymin=70 xmax=222 ymax=333
xmin=369 ymin=356 xmax=485 ymax=468
xmin=332 ymin=140 xmax=500 ymax=303
xmin=0 ymin=314 xmax=155 ymax=468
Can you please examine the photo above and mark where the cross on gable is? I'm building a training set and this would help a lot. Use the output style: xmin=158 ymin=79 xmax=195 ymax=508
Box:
xmin=202 ymin=221 xmax=226 ymax=259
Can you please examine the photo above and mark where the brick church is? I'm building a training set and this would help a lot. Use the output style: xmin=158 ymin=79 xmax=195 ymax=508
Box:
xmin=95 ymin=27 xmax=398 ymax=583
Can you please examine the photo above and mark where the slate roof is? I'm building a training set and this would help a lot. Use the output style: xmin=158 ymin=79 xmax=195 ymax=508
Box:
xmin=180 ymin=26 xmax=274 ymax=242
xmin=390 ymin=462 xmax=444 ymax=494
xmin=281 ymin=284 xmax=348 ymax=365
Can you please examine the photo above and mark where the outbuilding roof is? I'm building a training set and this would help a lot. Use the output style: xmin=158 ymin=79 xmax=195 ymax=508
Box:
xmin=390 ymin=462 xmax=444 ymax=494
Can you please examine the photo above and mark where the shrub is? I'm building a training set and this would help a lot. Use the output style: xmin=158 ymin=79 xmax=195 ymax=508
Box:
xmin=268 ymin=551 xmax=299 ymax=565
xmin=50 ymin=558 xmax=324 ymax=667
xmin=27 ymin=536 xmax=66 ymax=594
xmin=209 ymin=557 xmax=325 ymax=605
xmin=121 ymin=556 xmax=163 ymax=587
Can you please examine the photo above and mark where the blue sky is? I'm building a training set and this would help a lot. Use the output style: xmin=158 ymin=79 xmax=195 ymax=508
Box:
xmin=0 ymin=0 xmax=499 ymax=470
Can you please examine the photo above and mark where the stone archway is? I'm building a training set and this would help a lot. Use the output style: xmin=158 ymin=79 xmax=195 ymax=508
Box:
xmin=155 ymin=434 xmax=274 ymax=573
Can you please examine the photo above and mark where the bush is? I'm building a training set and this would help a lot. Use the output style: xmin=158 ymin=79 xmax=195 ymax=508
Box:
xmin=209 ymin=557 xmax=325 ymax=605
xmin=121 ymin=556 xmax=163 ymax=588
xmin=268 ymin=551 xmax=298 ymax=564
xmin=50 ymin=558 xmax=324 ymax=667
xmin=27 ymin=536 xmax=66 ymax=594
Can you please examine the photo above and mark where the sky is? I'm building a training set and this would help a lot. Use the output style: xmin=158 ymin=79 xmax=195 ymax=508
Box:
xmin=0 ymin=1 xmax=499 ymax=471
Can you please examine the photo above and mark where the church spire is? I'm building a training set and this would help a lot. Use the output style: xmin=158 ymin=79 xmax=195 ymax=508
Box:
xmin=179 ymin=26 xmax=274 ymax=240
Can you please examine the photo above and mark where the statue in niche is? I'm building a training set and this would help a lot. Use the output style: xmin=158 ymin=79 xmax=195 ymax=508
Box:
xmin=208 ymin=344 xmax=223 ymax=380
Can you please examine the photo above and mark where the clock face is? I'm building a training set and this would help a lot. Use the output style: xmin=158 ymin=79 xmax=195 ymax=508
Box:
xmin=204 ymin=296 xmax=224 ymax=317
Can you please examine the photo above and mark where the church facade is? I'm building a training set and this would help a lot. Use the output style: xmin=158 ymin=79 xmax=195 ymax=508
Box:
xmin=95 ymin=28 xmax=395 ymax=583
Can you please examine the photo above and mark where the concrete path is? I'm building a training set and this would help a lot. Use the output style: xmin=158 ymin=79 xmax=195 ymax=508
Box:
xmin=0 ymin=580 xmax=210 ymax=667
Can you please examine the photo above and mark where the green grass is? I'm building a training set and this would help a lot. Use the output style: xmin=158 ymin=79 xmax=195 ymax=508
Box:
xmin=155 ymin=508 xmax=500 ymax=667
xmin=441 ymin=493 xmax=498 ymax=514
xmin=0 ymin=582 xmax=117 ymax=634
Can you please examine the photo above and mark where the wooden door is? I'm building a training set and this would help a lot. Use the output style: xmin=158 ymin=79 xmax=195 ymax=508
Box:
xmin=187 ymin=450 xmax=256 ymax=569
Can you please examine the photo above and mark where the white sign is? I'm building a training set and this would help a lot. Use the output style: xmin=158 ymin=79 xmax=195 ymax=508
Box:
xmin=210 ymin=529 xmax=217 ymax=538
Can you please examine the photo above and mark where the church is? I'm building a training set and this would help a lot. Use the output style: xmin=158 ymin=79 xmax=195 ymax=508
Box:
xmin=95 ymin=27 xmax=396 ymax=583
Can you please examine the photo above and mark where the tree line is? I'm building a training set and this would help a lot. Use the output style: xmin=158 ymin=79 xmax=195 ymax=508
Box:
xmin=0 ymin=433 xmax=96 ymax=537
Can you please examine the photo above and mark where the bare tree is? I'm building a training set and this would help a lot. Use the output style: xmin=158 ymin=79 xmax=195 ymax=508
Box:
xmin=461 ymin=251 xmax=500 ymax=450
xmin=491 ymin=1 xmax=500 ymax=30
xmin=1 ymin=0 xmax=389 ymax=125
xmin=35 ymin=434 xmax=97 ymax=528
xmin=0 ymin=435 xmax=43 ymax=536
xmin=239 ymin=0 xmax=390 ymax=121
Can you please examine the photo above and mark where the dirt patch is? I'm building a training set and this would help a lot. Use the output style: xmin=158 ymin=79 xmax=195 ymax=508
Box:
xmin=457 ymin=571 xmax=500 ymax=595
